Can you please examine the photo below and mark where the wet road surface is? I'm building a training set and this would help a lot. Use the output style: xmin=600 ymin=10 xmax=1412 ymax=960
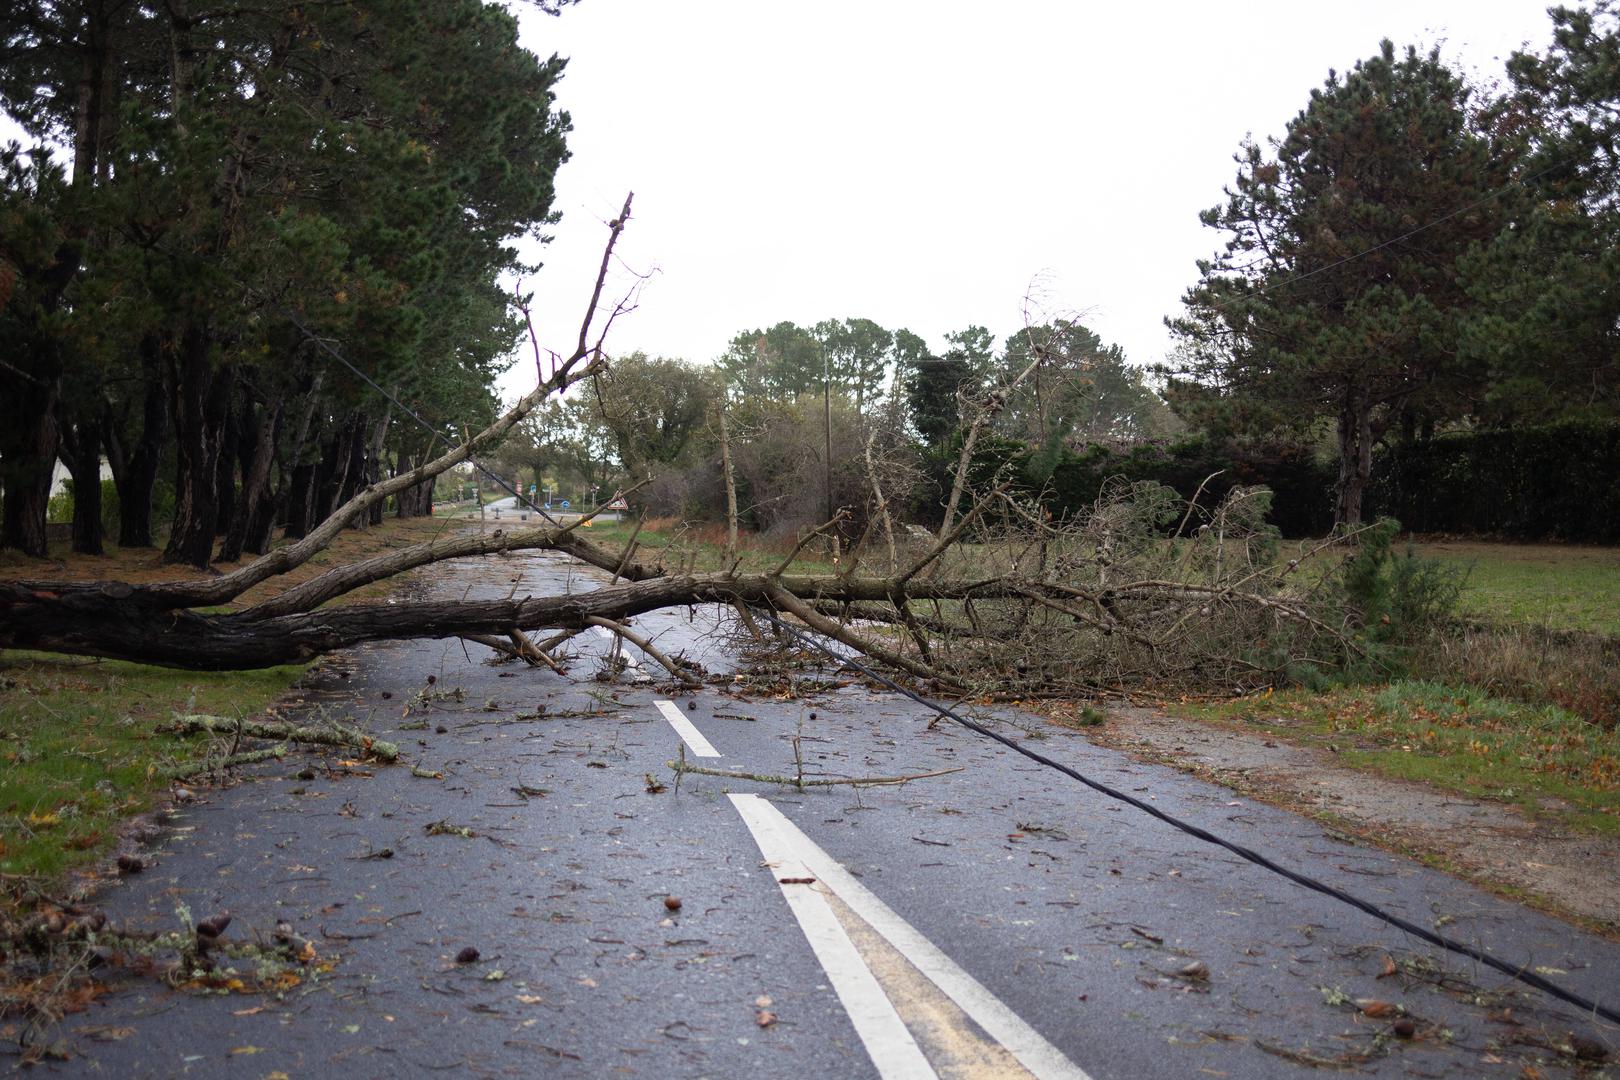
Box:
xmin=57 ymin=548 xmax=1620 ymax=1078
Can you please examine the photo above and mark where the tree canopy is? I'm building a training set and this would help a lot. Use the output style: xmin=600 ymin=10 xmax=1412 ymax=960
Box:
xmin=1166 ymin=41 xmax=1512 ymax=525
xmin=0 ymin=0 xmax=572 ymax=562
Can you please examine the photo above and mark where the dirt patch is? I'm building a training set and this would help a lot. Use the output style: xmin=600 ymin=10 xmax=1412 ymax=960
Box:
xmin=1059 ymin=704 xmax=1620 ymax=936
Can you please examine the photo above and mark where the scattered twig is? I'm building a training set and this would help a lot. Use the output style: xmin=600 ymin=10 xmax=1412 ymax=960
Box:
xmin=667 ymin=758 xmax=962 ymax=789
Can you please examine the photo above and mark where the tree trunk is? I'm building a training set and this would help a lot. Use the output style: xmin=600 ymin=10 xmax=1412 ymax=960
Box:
xmin=0 ymin=386 xmax=59 ymax=558
xmin=107 ymin=349 xmax=168 ymax=548
xmin=393 ymin=450 xmax=435 ymax=518
xmin=1334 ymin=388 xmax=1374 ymax=527
xmin=212 ymin=391 xmax=240 ymax=540
xmin=163 ymin=326 xmax=233 ymax=567
xmin=279 ymin=370 xmax=324 ymax=540
xmin=283 ymin=464 xmax=316 ymax=539
xmin=219 ymin=397 xmax=281 ymax=562
xmin=0 ymin=367 xmax=61 ymax=557
xmin=59 ymin=410 xmax=105 ymax=556
xmin=363 ymin=406 xmax=392 ymax=528
xmin=311 ymin=416 xmax=362 ymax=528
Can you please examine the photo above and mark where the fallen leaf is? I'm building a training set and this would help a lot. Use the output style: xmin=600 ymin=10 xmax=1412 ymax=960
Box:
xmin=754 ymin=995 xmax=773 ymax=1008
xmin=755 ymin=1010 xmax=777 ymax=1028
xmin=483 ymin=969 xmax=506 ymax=982
xmin=228 ymin=1045 xmax=264 ymax=1056
xmin=516 ymin=995 xmax=544 ymax=1005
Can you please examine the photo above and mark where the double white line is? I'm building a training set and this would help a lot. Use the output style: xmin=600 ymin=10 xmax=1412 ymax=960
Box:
xmin=730 ymin=794 xmax=1091 ymax=1080
xmin=651 ymin=700 xmax=1090 ymax=1079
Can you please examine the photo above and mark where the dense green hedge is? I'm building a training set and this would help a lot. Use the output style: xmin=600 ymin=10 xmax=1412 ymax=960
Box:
xmin=1045 ymin=436 xmax=1336 ymax=537
xmin=1367 ymin=420 xmax=1620 ymax=542
xmin=964 ymin=420 xmax=1620 ymax=541
xmin=959 ymin=434 xmax=1336 ymax=537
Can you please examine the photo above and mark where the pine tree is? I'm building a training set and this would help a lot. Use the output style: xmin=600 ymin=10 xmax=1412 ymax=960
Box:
xmin=1168 ymin=42 xmax=1511 ymax=525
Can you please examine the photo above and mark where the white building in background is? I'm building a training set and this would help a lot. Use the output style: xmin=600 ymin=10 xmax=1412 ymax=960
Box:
xmin=49 ymin=457 xmax=114 ymax=497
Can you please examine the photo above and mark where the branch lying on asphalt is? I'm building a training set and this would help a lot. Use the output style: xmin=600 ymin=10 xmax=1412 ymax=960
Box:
xmin=169 ymin=715 xmax=400 ymax=762
xmin=157 ymin=745 xmax=288 ymax=780
xmin=667 ymin=757 xmax=963 ymax=790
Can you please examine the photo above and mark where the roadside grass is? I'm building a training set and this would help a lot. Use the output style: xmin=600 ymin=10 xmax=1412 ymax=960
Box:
xmin=1407 ymin=540 xmax=1620 ymax=637
xmin=585 ymin=516 xmax=838 ymax=578
xmin=1184 ymin=681 xmax=1620 ymax=836
xmin=0 ymin=657 xmax=304 ymax=885
xmin=0 ymin=515 xmax=464 ymax=901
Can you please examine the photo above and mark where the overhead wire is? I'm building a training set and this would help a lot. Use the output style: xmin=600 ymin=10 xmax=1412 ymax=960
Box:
xmin=752 ymin=606 xmax=1619 ymax=1028
xmin=269 ymin=299 xmax=563 ymax=526
xmin=1199 ymin=154 xmax=1577 ymax=313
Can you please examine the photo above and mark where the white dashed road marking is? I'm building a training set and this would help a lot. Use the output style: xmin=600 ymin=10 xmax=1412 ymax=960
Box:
xmin=654 ymin=699 xmax=720 ymax=758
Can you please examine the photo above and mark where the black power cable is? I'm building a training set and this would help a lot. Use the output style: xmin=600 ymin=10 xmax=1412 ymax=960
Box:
xmin=269 ymin=299 xmax=564 ymax=527
xmin=754 ymin=608 xmax=1620 ymax=1027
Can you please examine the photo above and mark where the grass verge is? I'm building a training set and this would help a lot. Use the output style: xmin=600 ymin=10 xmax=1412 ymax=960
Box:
xmin=0 ymin=657 xmax=305 ymax=884
xmin=0 ymin=515 xmax=463 ymax=901
xmin=1184 ymin=680 xmax=1620 ymax=836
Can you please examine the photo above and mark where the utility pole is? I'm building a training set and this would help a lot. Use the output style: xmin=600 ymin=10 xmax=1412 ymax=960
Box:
xmin=823 ymin=338 xmax=837 ymax=558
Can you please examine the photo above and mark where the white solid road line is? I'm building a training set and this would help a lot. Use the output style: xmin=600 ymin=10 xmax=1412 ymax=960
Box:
xmin=654 ymin=699 xmax=721 ymax=758
xmin=730 ymin=794 xmax=940 ymax=1080
xmin=729 ymin=794 xmax=1093 ymax=1080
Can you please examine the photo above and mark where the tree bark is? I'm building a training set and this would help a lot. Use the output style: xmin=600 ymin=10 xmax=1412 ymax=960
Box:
xmin=59 ymin=409 xmax=104 ymax=556
xmin=282 ymin=463 xmax=316 ymax=540
xmin=219 ymin=396 xmax=281 ymax=562
xmin=106 ymin=347 xmax=168 ymax=548
xmin=1334 ymin=386 xmax=1374 ymax=527
xmin=0 ymin=381 xmax=60 ymax=558
xmin=212 ymin=389 xmax=240 ymax=540
xmin=280 ymin=371 xmax=324 ymax=539
xmin=362 ymin=405 xmax=392 ymax=528
xmin=163 ymin=324 xmax=234 ymax=566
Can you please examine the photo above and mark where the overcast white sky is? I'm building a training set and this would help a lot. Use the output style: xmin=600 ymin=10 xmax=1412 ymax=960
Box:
xmin=506 ymin=0 xmax=1555 ymax=397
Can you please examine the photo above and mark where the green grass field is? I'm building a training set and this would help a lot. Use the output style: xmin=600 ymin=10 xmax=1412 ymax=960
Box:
xmin=1408 ymin=540 xmax=1620 ymax=636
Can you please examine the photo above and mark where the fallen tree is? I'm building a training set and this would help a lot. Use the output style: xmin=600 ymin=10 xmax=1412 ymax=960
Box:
xmin=0 ymin=202 xmax=1416 ymax=696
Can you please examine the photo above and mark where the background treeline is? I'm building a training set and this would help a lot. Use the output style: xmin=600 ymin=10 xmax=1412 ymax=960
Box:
xmin=6 ymin=3 xmax=1618 ymax=560
xmin=1164 ymin=7 xmax=1620 ymax=528
xmin=495 ymin=3 xmax=1618 ymax=544
xmin=0 ymin=1 xmax=575 ymax=564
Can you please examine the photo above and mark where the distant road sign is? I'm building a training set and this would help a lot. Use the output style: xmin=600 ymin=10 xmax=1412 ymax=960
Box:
xmin=559 ymin=500 xmax=570 ymax=509
xmin=606 ymin=496 xmax=629 ymax=511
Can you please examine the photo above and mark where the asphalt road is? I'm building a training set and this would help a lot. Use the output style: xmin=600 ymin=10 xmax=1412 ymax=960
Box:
xmin=54 ymin=548 xmax=1620 ymax=1078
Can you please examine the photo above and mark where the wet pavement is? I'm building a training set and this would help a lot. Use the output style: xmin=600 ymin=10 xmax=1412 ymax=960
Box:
xmin=46 ymin=548 xmax=1620 ymax=1078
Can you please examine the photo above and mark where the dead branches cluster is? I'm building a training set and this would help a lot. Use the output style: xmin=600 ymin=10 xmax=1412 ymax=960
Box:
xmin=808 ymin=477 xmax=1362 ymax=698
xmin=1 ymin=204 xmax=1383 ymax=699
